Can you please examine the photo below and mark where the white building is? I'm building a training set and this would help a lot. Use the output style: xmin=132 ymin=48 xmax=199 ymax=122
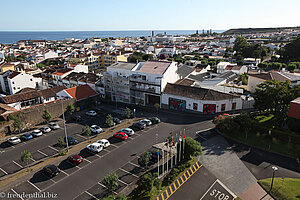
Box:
xmin=161 ymin=83 xmax=243 ymax=113
xmin=0 ymin=70 xmax=42 ymax=94
xmin=217 ymin=62 xmax=237 ymax=74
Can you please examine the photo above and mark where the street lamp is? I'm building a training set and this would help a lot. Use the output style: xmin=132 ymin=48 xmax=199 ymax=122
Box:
xmin=61 ymin=99 xmax=69 ymax=152
xmin=270 ymin=166 xmax=278 ymax=191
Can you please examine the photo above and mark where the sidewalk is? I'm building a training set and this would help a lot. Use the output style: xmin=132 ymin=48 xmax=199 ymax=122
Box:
xmin=239 ymin=183 xmax=274 ymax=200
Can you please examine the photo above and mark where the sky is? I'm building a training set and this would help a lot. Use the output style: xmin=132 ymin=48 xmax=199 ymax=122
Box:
xmin=1 ymin=0 xmax=300 ymax=31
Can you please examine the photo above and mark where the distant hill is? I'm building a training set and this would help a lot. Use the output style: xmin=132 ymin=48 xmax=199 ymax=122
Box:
xmin=223 ymin=26 xmax=300 ymax=34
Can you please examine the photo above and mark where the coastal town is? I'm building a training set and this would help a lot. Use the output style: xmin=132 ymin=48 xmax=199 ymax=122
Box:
xmin=0 ymin=26 xmax=300 ymax=200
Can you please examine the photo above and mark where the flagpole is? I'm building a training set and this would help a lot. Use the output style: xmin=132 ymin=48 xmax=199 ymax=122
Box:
xmin=183 ymin=129 xmax=186 ymax=160
xmin=162 ymin=146 xmax=164 ymax=175
xmin=157 ymin=149 xmax=159 ymax=176
xmin=179 ymin=132 xmax=182 ymax=163
xmin=175 ymin=133 xmax=178 ymax=165
xmin=166 ymin=145 xmax=169 ymax=173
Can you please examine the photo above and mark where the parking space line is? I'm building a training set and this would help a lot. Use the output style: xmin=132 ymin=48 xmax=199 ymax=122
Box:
xmin=30 ymin=157 xmax=36 ymax=162
xmin=85 ymin=191 xmax=99 ymax=200
xmin=0 ymin=167 xmax=8 ymax=175
xmin=118 ymin=179 xmax=128 ymax=185
xmin=98 ymin=182 xmax=118 ymax=195
xmin=37 ymin=150 xmax=48 ymax=157
xmin=48 ymin=145 xmax=59 ymax=152
xmin=83 ymin=158 xmax=91 ymax=163
xmin=94 ymin=153 xmax=101 ymax=158
xmin=76 ymin=134 xmax=87 ymax=139
xmin=103 ymin=149 xmax=110 ymax=153
xmin=129 ymin=161 xmax=142 ymax=168
xmin=60 ymin=170 xmax=69 ymax=176
xmin=12 ymin=160 xmax=23 ymax=169
xmin=27 ymin=180 xmax=41 ymax=192
xmin=119 ymin=168 xmax=139 ymax=178
xmin=11 ymin=145 xmax=15 ymax=149
xmin=75 ymin=165 xmax=82 ymax=170
xmin=110 ymin=144 xmax=118 ymax=148
xmin=11 ymin=188 xmax=24 ymax=200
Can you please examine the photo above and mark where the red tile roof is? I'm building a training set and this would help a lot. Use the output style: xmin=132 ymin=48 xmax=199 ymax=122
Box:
xmin=53 ymin=68 xmax=73 ymax=76
xmin=64 ymin=84 xmax=98 ymax=101
xmin=288 ymin=98 xmax=300 ymax=120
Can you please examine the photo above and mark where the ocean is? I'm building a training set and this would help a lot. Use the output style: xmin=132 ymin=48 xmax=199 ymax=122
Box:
xmin=0 ymin=30 xmax=225 ymax=44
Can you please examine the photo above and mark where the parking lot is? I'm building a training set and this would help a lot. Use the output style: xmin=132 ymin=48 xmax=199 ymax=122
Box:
xmin=2 ymin=122 xmax=161 ymax=199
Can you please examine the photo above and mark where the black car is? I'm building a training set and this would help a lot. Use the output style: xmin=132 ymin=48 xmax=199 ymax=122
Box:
xmin=72 ymin=115 xmax=82 ymax=122
xmin=132 ymin=122 xmax=146 ymax=130
xmin=64 ymin=136 xmax=78 ymax=145
xmin=149 ymin=150 xmax=162 ymax=162
xmin=113 ymin=117 xmax=121 ymax=124
xmin=148 ymin=117 xmax=161 ymax=124
xmin=42 ymin=164 xmax=60 ymax=177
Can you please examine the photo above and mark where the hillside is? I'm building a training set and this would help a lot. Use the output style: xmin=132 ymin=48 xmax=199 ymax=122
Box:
xmin=223 ymin=26 xmax=300 ymax=34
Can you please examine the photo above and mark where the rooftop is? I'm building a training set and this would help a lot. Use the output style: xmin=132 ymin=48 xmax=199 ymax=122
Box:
xmin=64 ymin=84 xmax=98 ymax=101
xmin=109 ymin=62 xmax=137 ymax=70
xmin=136 ymin=61 xmax=171 ymax=75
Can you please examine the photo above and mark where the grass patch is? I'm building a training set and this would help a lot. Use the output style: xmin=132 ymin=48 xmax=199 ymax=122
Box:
xmin=259 ymin=178 xmax=300 ymax=200
xmin=255 ymin=114 xmax=274 ymax=124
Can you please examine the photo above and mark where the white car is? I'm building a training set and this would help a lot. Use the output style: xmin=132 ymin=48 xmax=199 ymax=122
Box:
xmin=120 ymin=128 xmax=135 ymax=136
xmin=90 ymin=125 xmax=103 ymax=134
xmin=140 ymin=119 xmax=152 ymax=126
xmin=86 ymin=110 xmax=97 ymax=116
xmin=31 ymin=129 xmax=43 ymax=137
xmin=96 ymin=139 xmax=110 ymax=148
xmin=40 ymin=126 xmax=51 ymax=133
xmin=8 ymin=137 xmax=21 ymax=145
xmin=49 ymin=122 xmax=60 ymax=130
xmin=86 ymin=143 xmax=103 ymax=153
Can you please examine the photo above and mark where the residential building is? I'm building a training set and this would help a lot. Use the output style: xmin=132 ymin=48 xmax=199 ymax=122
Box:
xmin=0 ymin=63 xmax=15 ymax=73
xmin=288 ymin=97 xmax=300 ymax=120
xmin=56 ymin=84 xmax=98 ymax=101
xmin=0 ymin=70 xmax=42 ymax=94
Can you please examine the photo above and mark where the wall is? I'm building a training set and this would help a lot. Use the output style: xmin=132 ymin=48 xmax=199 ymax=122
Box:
xmin=161 ymin=62 xmax=180 ymax=92
xmin=10 ymin=73 xmax=42 ymax=94
xmin=247 ymin=76 xmax=264 ymax=93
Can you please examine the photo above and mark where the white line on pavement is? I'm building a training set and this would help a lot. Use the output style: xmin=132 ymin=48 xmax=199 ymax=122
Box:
xmin=60 ymin=170 xmax=69 ymax=176
xmin=48 ymin=145 xmax=59 ymax=152
xmin=27 ymin=180 xmax=41 ymax=192
xmin=83 ymin=158 xmax=91 ymax=163
xmin=37 ymin=150 xmax=48 ymax=157
xmin=85 ymin=191 xmax=99 ymax=200
xmin=119 ymin=167 xmax=139 ymax=178
xmin=200 ymin=180 xmax=217 ymax=200
xmin=118 ymin=179 xmax=128 ymax=185
xmin=110 ymin=144 xmax=118 ymax=148
xmin=94 ymin=153 xmax=101 ymax=158
xmin=76 ymin=134 xmax=87 ymax=139
xmin=11 ymin=188 xmax=24 ymax=200
xmin=12 ymin=161 xmax=23 ymax=169
xmin=0 ymin=167 xmax=8 ymax=175
xmin=128 ymin=161 xmax=141 ymax=168
xmin=97 ymin=183 xmax=118 ymax=195
xmin=103 ymin=149 xmax=110 ymax=153
xmin=30 ymin=157 xmax=36 ymax=162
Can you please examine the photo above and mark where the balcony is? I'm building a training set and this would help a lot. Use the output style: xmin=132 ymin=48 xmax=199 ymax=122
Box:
xmin=129 ymin=77 xmax=161 ymax=86
xmin=130 ymin=86 xmax=159 ymax=94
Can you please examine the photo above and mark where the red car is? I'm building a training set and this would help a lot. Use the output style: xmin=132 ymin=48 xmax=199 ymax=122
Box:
xmin=68 ymin=154 xmax=83 ymax=165
xmin=113 ymin=131 xmax=128 ymax=140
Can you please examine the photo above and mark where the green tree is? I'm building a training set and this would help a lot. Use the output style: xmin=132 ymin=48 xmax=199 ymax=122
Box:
xmin=66 ymin=104 xmax=75 ymax=116
xmin=138 ymin=151 xmax=151 ymax=169
xmin=8 ymin=114 xmax=23 ymax=133
xmin=105 ymin=114 xmax=114 ymax=127
xmin=57 ymin=136 xmax=66 ymax=148
xmin=83 ymin=125 xmax=91 ymax=137
xmin=281 ymin=36 xmax=300 ymax=62
xmin=287 ymin=63 xmax=297 ymax=72
xmin=184 ymin=137 xmax=202 ymax=158
xmin=21 ymin=150 xmax=33 ymax=167
xmin=42 ymin=109 xmax=51 ymax=123
xmin=125 ymin=107 xmax=131 ymax=119
xmin=102 ymin=173 xmax=119 ymax=193
xmin=139 ymin=172 xmax=161 ymax=191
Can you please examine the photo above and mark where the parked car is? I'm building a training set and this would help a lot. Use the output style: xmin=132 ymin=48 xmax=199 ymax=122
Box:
xmin=96 ymin=139 xmax=110 ymax=148
xmin=31 ymin=129 xmax=43 ymax=137
xmin=42 ymin=164 xmax=60 ymax=177
xmin=20 ymin=133 xmax=33 ymax=141
xmin=40 ymin=126 xmax=51 ymax=133
xmin=90 ymin=125 xmax=103 ymax=134
xmin=149 ymin=150 xmax=162 ymax=162
xmin=8 ymin=137 xmax=21 ymax=145
xmin=120 ymin=128 xmax=134 ymax=136
xmin=85 ymin=110 xmax=97 ymax=116
xmin=132 ymin=122 xmax=146 ymax=130
xmin=64 ymin=136 xmax=78 ymax=145
xmin=148 ymin=117 xmax=161 ymax=124
xmin=68 ymin=154 xmax=83 ymax=165
xmin=86 ymin=143 xmax=103 ymax=153
xmin=113 ymin=131 xmax=128 ymax=140
xmin=72 ymin=115 xmax=82 ymax=122
xmin=113 ymin=117 xmax=122 ymax=124
xmin=49 ymin=122 xmax=60 ymax=130
xmin=140 ymin=119 xmax=152 ymax=126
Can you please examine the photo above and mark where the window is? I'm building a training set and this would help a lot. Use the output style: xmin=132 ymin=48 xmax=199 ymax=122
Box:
xmin=30 ymin=79 xmax=33 ymax=81
xmin=13 ymin=87 xmax=16 ymax=90
xmin=142 ymin=76 xmax=146 ymax=80
xmin=193 ymin=103 xmax=198 ymax=110
xmin=221 ymin=104 xmax=226 ymax=111
xmin=12 ymin=81 xmax=14 ymax=84
xmin=232 ymin=103 xmax=236 ymax=110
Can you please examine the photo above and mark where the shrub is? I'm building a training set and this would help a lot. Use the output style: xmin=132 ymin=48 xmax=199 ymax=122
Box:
xmin=58 ymin=151 xmax=67 ymax=156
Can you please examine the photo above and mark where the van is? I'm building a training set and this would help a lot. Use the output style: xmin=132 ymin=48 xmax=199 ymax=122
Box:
xmin=86 ymin=143 xmax=103 ymax=153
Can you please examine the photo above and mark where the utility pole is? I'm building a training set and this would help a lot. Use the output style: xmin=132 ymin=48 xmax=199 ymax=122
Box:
xmin=61 ymin=99 xmax=69 ymax=152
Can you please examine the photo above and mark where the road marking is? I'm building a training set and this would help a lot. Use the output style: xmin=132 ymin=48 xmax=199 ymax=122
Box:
xmin=98 ymin=182 xmax=118 ymax=195
xmin=11 ymin=188 xmax=24 ymax=200
xmin=83 ymin=158 xmax=91 ymax=163
xmin=0 ymin=167 xmax=8 ymax=175
xmin=103 ymin=149 xmax=110 ymax=153
xmin=160 ymin=193 xmax=165 ymax=200
xmin=165 ymin=189 xmax=169 ymax=198
xmin=176 ymin=179 xmax=181 ymax=187
xmin=110 ymin=144 xmax=118 ymax=148
xmin=12 ymin=161 xmax=23 ymax=169
xmin=180 ymin=176 xmax=184 ymax=183
xmin=119 ymin=167 xmax=139 ymax=178
xmin=129 ymin=161 xmax=141 ymax=168
xmin=30 ymin=157 xmax=36 ymax=162
xmin=27 ymin=180 xmax=41 ymax=192
xmin=85 ymin=191 xmax=99 ymax=200
xmin=94 ymin=153 xmax=101 ymax=158
xmin=60 ymin=170 xmax=69 ymax=176
xmin=75 ymin=165 xmax=82 ymax=170
xmin=118 ymin=179 xmax=128 ymax=185
xmin=216 ymin=179 xmax=237 ymax=198
xmin=37 ymin=150 xmax=48 ymax=157
xmin=183 ymin=173 xmax=187 ymax=179
xmin=173 ymin=182 xmax=177 ymax=190
xmin=76 ymin=134 xmax=88 ymax=139
xmin=195 ymin=162 xmax=200 ymax=168
xmin=200 ymin=180 xmax=217 ymax=200
xmin=186 ymin=170 xmax=191 ymax=176
xmin=48 ymin=145 xmax=59 ymax=152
